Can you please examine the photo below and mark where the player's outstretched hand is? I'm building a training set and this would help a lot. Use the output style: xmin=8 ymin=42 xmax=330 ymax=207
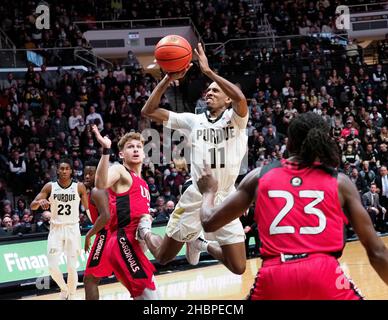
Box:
xmin=39 ymin=199 xmax=50 ymax=210
xmin=194 ymin=43 xmax=211 ymax=75
xmin=167 ymin=63 xmax=193 ymax=81
xmin=91 ymin=124 xmax=111 ymax=149
xmin=197 ymin=162 xmax=218 ymax=194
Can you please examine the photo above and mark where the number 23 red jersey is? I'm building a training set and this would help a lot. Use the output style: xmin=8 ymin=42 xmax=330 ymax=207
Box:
xmin=254 ymin=159 xmax=349 ymax=258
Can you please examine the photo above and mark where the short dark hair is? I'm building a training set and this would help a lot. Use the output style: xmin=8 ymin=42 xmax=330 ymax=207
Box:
xmin=84 ymin=159 xmax=99 ymax=168
xmin=58 ymin=158 xmax=73 ymax=169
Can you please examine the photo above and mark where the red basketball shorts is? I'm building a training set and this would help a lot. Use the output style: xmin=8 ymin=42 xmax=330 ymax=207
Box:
xmin=248 ymin=253 xmax=364 ymax=300
xmin=106 ymin=228 xmax=156 ymax=298
xmin=84 ymin=229 xmax=113 ymax=278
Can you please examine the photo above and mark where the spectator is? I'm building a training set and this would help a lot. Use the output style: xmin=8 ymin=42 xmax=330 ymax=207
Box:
xmin=68 ymin=107 xmax=85 ymax=133
xmin=359 ymin=161 xmax=376 ymax=188
xmin=15 ymin=198 xmax=27 ymax=218
xmin=362 ymin=183 xmax=387 ymax=232
xmin=240 ymin=206 xmax=260 ymax=258
xmin=50 ymin=109 xmax=69 ymax=136
xmin=373 ymin=64 xmax=387 ymax=84
xmin=8 ymin=149 xmax=27 ymax=196
xmin=36 ymin=211 xmax=51 ymax=233
xmin=350 ymin=167 xmax=368 ymax=196
xmin=376 ymin=165 xmax=388 ymax=210
xmin=154 ymin=200 xmax=175 ymax=224
xmin=1 ymin=215 xmax=13 ymax=236
xmin=85 ymin=105 xmax=104 ymax=131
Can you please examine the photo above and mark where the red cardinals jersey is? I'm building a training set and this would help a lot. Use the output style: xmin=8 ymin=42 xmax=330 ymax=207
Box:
xmin=108 ymin=168 xmax=151 ymax=235
xmin=88 ymin=190 xmax=110 ymax=231
xmin=255 ymin=159 xmax=348 ymax=258
xmin=88 ymin=192 xmax=99 ymax=224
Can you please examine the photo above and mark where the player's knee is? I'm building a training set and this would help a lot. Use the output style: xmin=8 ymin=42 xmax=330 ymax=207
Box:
xmin=158 ymin=254 xmax=173 ymax=265
xmin=229 ymin=261 xmax=246 ymax=275
xmin=66 ymin=256 xmax=78 ymax=270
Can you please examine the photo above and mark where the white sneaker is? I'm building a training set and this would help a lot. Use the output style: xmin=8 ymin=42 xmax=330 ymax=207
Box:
xmin=136 ymin=214 xmax=153 ymax=241
xmin=68 ymin=294 xmax=77 ymax=300
xmin=59 ymin=290 xmax=68 ymax=300
xmin=186 ymin=238 xmax=208 ymax=265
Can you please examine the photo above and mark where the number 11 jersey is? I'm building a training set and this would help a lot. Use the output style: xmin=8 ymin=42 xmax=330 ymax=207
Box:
xmin=166 ymin=108 xmax=248 ymax=192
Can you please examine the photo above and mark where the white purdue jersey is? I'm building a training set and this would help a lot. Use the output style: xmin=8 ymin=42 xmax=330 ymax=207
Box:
xmin=166 ymin=108 xmax=248 ymax=191
xmin=49 ymin=181 xmax=80 ymax=225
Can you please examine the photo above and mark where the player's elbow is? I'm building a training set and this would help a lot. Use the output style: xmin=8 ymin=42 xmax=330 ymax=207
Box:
xmin=95 ymin=180 xmax=107 ymax=190
xmin=368 ymin=245 xmax=388 ymax=266
xmin=202 ymin=221 xmax=217 ymax=233
xmin=101 ymin=213 xmax=110 ymax=225
xmin=141 ymin=106 xmax=150 ymax=117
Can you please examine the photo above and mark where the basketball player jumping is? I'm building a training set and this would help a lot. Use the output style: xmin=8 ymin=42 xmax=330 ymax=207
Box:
xmin=138 ymin=43 xmax=248 ymax=274
xmin=197 ymin=112 xmax=388 ymax=299
xmin=92 ymin=125 xmax=160 ymax=300
xmin=30 ymin=159 xmax=89 ymax=300
xmin=82 ymin=160 xmax=112 ymax=300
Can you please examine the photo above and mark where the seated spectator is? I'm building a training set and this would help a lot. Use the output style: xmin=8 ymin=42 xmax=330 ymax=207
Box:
xmin=362 ymin=183 xmax=387 ymax=232
xmin=349 ymin=167 xmax=368 ymax=196
xmin=372 ymin=64 xmax=387 ymax=84
xmin=154 ymin=200 xmax=175 ymax=224
xmin=0 ymin=215 xmax=13 ymax=236
xmin=15 ymin=198 xmax=27 ymax=218
xmin=36 ymin=211 xmax=51 ymax=233
xmin=8 ymin=149 xmax=27 ymax=196
xmin=85 ymin=105 xmax=104 ymax=131
xmin=341 ymin=120 xmax=359 ymax=138
xmin=359 ymin=161 xmax=376 ymax=188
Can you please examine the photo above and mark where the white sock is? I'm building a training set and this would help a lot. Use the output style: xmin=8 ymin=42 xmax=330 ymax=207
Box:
xmin=48 ymin=254 xmax=68 ymax=292
xmin=66 ymin=255 xmax=79 ymax=295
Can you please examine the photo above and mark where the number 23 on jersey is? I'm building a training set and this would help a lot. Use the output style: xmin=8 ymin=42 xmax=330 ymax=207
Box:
xmin=268 ymin=190 xmax=326 ymax=235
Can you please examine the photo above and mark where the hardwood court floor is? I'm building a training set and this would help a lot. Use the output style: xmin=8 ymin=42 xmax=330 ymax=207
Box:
xmin=22 ymin=236 xmax=388 ymax=300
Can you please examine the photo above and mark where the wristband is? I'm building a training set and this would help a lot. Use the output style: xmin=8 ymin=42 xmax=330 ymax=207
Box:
xmin=102 ymin=148 xmax=111 ymax=155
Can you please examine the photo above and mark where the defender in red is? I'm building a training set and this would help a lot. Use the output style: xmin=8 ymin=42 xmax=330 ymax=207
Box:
xmin=92 ymin=125 xmax=158 ymax=300
xmin=83 ymin=161 xmax=112 ymax=300
xmin=197 ymin=112 xmax=388 ymax=300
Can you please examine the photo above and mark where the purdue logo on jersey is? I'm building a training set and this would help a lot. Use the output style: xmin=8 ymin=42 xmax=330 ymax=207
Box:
xmin=291 ymin=177 xmax=303 ymax=187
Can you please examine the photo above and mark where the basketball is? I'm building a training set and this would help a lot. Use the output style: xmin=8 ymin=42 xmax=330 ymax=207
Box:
xmin=154 ymin=35 xmax=192 ymax=73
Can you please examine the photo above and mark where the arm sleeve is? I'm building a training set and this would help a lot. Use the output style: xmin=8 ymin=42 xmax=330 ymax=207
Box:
xmin=231 ymin=109 xmax=249 ymax=129
xmin=165 ymin=111 xmax=196 ymax=130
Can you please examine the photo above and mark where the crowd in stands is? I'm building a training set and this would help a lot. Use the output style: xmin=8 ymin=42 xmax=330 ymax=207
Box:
xmin=1 ymin=0 xmax=388 ymax=240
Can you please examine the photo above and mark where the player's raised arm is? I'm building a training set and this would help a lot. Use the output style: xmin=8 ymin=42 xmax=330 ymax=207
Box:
xmin=84 ymin=189 xmax=110 ymax=252
xmin=30 ymin=182 xmax=52 ymax=211
xmin=338 ymin=173 xmax=388 ymax=285
xmin=91 ymin=125 xmax=120 ymax=189
xmin=198 ymin=165 xmax=259 ymax=232
xmin=141 ymin=64 xmax=192 ymax=123
xmin=194 ymin=43 xmax=248 ymax=118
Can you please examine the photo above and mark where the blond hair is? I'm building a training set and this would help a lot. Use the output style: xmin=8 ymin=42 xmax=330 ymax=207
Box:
xmin=118 ymin=132 xmax=145 ymax=151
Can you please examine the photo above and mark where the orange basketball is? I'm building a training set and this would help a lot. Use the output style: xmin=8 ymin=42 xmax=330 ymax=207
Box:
xmin=154 ymin=35 xmax=192 ymax=73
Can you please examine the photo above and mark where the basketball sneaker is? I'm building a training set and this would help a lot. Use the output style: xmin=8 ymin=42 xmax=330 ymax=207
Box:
xmin=58 ymin=290 xmax=68 ymax=300
xmin=136 ymin=214 xmax=153 ymax=241
xmin=186 ymin=237 xmax=208 ymax=265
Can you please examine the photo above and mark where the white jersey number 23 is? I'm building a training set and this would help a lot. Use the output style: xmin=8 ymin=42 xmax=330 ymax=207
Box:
xmin=268 ymin=190 xmax=326 ymax=235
